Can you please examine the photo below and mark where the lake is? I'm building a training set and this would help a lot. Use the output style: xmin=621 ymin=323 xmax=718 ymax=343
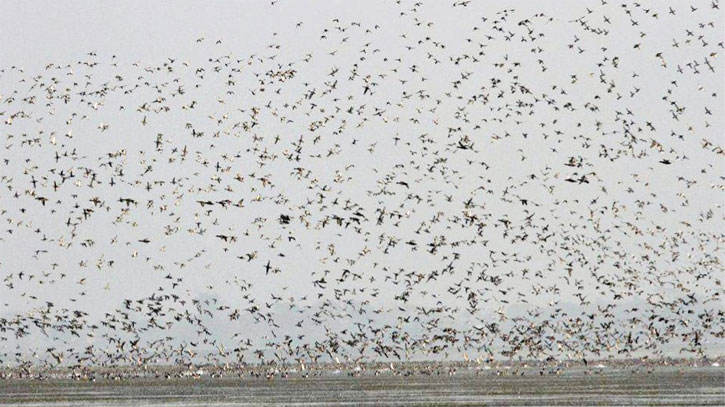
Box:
xmin=0 ymin=366 xmax=723 ymax=406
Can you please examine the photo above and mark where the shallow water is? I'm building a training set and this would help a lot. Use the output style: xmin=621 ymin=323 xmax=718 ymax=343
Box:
xmin=0 ymin=367 xmax=723 ymax=406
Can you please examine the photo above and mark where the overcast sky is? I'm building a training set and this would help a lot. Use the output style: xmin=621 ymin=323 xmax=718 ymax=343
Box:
xmin=0 ymin=0 xmax=722 ymax=363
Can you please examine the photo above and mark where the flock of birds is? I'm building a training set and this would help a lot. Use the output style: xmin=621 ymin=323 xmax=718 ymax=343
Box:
xmin=0 ymin=0 xmax=723 ymax=377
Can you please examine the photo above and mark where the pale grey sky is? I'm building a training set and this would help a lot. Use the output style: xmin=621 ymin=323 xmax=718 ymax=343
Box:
xmin=0 ymin=0 xmax=722 ymax=365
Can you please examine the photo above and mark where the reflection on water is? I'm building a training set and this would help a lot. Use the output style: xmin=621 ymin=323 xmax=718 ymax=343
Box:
xmin=0 ymin=367 xmax=723 ymax=406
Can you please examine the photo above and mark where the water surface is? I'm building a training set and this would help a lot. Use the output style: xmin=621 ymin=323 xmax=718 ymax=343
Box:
xmin=1 ymin=366 xmax=723 ymax=406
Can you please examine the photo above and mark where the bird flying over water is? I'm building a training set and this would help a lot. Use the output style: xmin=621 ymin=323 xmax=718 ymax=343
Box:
xmin=0 ymin=0 xmax=722 ymax=374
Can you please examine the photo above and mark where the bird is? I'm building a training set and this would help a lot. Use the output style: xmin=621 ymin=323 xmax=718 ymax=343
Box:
xmin=0 ymin=0 xmax=721 ymax=379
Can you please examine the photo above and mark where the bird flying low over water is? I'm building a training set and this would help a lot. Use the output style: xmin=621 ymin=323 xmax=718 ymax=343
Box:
xmin=0 ymin=0 xmax=722 ymax=374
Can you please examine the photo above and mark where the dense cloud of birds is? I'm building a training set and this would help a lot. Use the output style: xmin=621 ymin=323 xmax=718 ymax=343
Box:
xmin=0 ymin=0 xmax=723 ymax=375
